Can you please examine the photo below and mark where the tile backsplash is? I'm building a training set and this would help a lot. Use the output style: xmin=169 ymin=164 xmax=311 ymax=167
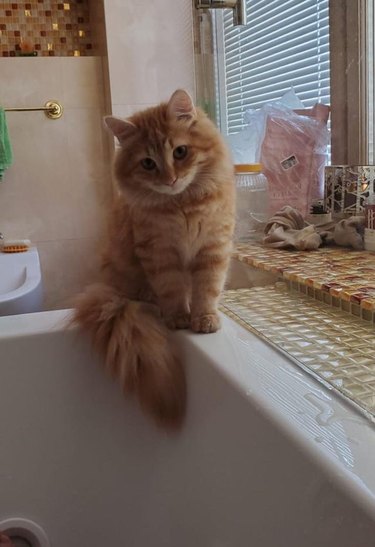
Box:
xmin=0 ymin=57 xmax=112 ymax=309
xmin=0 ymin=1 xmax=94 ymax=57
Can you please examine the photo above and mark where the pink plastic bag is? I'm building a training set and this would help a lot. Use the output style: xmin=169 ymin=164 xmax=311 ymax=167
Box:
xmin=260 ymin=103 xmax=329 ymax=217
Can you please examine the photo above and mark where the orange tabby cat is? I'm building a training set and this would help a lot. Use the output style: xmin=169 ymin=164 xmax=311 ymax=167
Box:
xmin=74 ymin=89 xmax=235 ymax=429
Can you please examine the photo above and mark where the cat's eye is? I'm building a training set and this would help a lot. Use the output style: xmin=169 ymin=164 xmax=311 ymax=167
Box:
xmin=173 ymin=146 xmax=188 ymax=160
xmin=141 ymin=157 xmax=156 ymax=171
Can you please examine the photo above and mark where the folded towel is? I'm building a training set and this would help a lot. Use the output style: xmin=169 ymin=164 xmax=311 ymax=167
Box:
xmin=0 ymin=108 xmax=13 ymax=181
xmin=264 ymin=205 xmax=365 ymax=250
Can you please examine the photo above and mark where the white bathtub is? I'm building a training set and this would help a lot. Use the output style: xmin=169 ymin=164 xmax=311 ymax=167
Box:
xmin=0 ymin=309 xmax=375 ymax=547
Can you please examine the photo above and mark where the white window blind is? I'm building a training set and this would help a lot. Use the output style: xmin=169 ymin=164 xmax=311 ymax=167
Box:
xmin=215 ymin=0 xmax=330 ymax=135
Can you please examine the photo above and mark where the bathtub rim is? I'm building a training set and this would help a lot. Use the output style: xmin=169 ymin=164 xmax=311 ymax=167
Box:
xmin=1 ymin=308 xmax=375 ymax=522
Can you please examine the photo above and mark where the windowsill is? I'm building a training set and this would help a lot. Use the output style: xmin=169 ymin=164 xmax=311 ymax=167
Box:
xmin=232 ymin=242 xmax=375 ymax=322
xmin=222 ymin=241 xmax=375 ymax=426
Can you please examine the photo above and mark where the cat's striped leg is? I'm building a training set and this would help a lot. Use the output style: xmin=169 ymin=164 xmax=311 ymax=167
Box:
xmin=138 ymin=247 xmax=191 ymax=330
xmin=190 ymin=244 xmax=230 ymax=333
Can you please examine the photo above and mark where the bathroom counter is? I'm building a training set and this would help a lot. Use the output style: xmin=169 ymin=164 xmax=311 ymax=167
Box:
xmin=233 ymin=243 xmax=375 ymax=318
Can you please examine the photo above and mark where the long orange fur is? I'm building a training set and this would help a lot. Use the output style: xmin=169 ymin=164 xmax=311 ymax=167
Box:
xmin=73 ymin=90 xmax=235 ymax=429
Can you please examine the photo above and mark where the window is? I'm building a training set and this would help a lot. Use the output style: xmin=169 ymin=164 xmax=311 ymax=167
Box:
xmin=214 ymin=0 xmax=330 ymax=136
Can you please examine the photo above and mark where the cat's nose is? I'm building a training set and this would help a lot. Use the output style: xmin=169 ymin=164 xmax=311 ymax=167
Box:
xmin=165 ymin=177 xmax=177 ymax=186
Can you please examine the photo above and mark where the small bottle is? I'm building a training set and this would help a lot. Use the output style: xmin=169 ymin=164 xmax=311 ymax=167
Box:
xmin=234 ymin=163 xmax=269 ymax=242
xmin=306 ymin=200 xmax=332 ymax=225
xmin=364 ymin=194 xmax=375 ymax=252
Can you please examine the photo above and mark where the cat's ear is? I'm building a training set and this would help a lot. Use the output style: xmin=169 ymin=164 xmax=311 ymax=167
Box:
xmin=167 ymin=89 xmax=196 ymax=122
xmin=104 ymin=116 xmax=137 ymax=143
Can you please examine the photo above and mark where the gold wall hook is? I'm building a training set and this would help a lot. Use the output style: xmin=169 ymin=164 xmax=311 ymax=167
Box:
xmin=44 ymin=100 xmax=63 ymax=119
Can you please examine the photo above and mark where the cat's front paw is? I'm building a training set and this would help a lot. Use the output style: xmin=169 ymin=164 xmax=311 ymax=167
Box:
xmin=165 ymin=313 xmax=191 ymax=330
xmin=191 ymin=313 xmax=221 ymax=334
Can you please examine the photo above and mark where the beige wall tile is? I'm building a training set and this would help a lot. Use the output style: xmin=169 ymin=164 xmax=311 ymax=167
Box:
xmin=0 ymin=109 xmax=71 ymax=241
xmin=37 ymin=237 xmax=102 ymax=310
xmin=0 ymin=58 xmax=64 ymax=108
xmin=104 ymin=0 xmax=195 ymax=108
xmin=61 ymin=57 xmax=105 ymax=109
xmin=63 ymin=107 xmax=111 ymax=239
xmin=0 ymin=57 xmax=112 ymax=311
xmin=111 ymin=104 xmax=155 ymax=119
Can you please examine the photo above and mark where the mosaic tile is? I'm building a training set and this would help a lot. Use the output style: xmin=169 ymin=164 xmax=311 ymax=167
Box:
xmin=221 ymin=286 xmax=375 ymax=423
xmin=0 ymin=1 xmax=93 ymax=56
xmin=234 ymin=243 xmax=375 ymax=316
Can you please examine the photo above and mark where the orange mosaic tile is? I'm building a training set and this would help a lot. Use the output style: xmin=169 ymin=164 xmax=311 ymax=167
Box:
xmin=0 ymin=1 xmax=93 ymax=57
xmin=234 ymin=243 xmax=375 ymax=313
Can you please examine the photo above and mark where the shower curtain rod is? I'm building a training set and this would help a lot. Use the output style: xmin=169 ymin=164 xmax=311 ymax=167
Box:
xmin=4 ymin=100 xmax=63 ymax=120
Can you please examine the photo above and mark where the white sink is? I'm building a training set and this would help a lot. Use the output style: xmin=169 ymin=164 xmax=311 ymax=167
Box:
xmin=0 ymin=247 xmax=43 ymax=316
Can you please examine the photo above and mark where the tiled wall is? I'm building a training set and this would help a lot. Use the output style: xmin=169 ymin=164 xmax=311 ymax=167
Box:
xmin=0 ymin=57 xmax=112 ymax=310
xmin=0 ymin=1 xmax=93 ymax=57
xmin=0 ymin=0 xmax=195 ymax=311
xmin=104 ymin=0 xmax=195 ymax=118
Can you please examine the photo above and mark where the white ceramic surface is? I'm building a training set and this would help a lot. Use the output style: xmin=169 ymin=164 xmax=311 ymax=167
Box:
xmin=0 ymin=247 xmax=43 ymax=315
xmin=0 ymin=309 xmax=374 ymax=546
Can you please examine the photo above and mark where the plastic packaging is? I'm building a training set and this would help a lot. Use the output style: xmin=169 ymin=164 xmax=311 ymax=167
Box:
xmin=225 ymin=114 xmax=265 ymax=164
xmin=226 ymin=89 xmax=329 ymax=219
xmin=234 ymin=163 xmax=269 ymax=242
xmin=259 ymin=103 xmax=329 ymax=217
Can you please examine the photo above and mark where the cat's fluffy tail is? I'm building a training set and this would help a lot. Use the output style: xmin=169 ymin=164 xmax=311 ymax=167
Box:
xmin=72 ymin=283 xmax=186 ymax=430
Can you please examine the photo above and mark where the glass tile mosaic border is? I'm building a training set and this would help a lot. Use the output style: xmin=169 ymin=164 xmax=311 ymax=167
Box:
xmin=234 ymin=243 xmax=375 ymax=319
xmin=221 ymin=286 xmax=375 ymax=424
xmin=0 ymin=1 xmax=93 ymax=57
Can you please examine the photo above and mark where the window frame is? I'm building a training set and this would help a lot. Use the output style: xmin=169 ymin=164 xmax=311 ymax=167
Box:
xmin=194 ymin=0 xmax=373 ymax=165
xmin=213 ymin=0 xmax=330 ymax=136
xmin=329 ymin=0 xmax=374 ymax=165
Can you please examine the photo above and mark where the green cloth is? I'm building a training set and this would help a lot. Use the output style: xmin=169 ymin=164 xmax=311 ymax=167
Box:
xmin=0 ymin=108 xmax=13 ymax=181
